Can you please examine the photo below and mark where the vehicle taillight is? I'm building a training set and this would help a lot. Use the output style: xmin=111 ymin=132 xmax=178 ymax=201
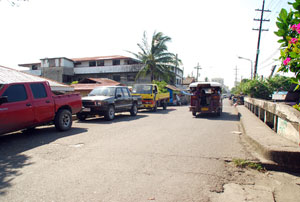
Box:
xmin=142 ymin=100 xmax=154 ymax=104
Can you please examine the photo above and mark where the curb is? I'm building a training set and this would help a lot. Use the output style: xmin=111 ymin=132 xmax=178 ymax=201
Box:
xmin=237 ymin=106 xmax=300 ymax=171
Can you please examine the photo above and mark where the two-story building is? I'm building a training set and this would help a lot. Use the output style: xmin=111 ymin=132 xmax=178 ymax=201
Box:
xmin=19 ymin=55 xmax=184 ymax=86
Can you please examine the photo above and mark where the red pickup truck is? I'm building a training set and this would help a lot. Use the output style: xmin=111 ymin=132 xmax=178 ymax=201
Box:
xmin=0 ymin=81 xmax=82 ymax=135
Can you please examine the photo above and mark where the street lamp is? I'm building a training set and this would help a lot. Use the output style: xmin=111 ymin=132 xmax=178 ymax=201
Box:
xmin=238 ymin=56 xmax=253 ymax=80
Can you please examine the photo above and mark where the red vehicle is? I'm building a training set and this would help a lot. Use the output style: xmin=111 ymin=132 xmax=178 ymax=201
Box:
xmin=189 ymin=82 xmax=222 ymax=116
xmin=0 ymin=81 xmax=82 ymax=135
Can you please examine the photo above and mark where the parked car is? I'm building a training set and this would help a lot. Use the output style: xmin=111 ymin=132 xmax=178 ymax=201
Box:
xmin=131 ymin=84 xmax=169 ymax=111
xmin=0 ymin=81 xmax=82 ymax=135
xmin=77 ymin=86 xmax=142 ymax=121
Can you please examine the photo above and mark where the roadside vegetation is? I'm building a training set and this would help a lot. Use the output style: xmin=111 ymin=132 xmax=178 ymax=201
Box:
xmin=231 ymin=75 xmax=292 ymax=100
xmin=233 ymin=159 xmax=266 ymax=172
xmin=275 ymin=0 xmax=300 ymax=110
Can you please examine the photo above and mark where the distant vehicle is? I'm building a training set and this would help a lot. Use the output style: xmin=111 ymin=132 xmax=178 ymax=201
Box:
xmin=0 ymin=81 xmax=82 ymax=135
xmin=76 ymin=86 xmax=142 ymax=121
xmin=131 ymin=84 xmax=170 ymax=111
xmin=189 ymin=82 xmax=222 ymax=116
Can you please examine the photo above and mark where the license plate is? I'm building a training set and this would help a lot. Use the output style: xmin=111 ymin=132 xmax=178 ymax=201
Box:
xmin=201 ymin=107 xmax=209 ymax=111
xmin=82 ymin=108 xmax=91 ymax=112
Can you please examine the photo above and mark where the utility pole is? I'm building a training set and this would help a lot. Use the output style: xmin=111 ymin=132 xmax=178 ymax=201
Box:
xmin=234 ymin=66 xmax=238 ymax=87
xmin=174 ymin=54 xmax=178 ymax=85
xmin=269 ymin=65 xmax=277 ymax=79
xmin=194 ymin=63 xmax=202 ymax=82
xmin=253 ymin=0 xmax=271 ymax=78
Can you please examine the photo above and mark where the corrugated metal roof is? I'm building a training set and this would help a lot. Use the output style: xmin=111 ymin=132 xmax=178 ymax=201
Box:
xmin=72 ymin=55 xmax=131 ymax=62
xmin=0 ymin=65 xmax=74 ymax=92
xmin=72 ymin=78 xmax=122 ymax=91
xmin=166 ymin=85 xmax=181 ymax=91
xmin=82 ymin=78 xmax=121 ymax=85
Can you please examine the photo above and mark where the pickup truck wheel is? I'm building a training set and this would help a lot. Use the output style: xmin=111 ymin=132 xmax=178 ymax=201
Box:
xmin=76 ymin=113 xmax=87 ymax=121
xmin=130 ymin=103 xmax=138 ymax=116
xmin=105 ymin=105 xmax=115 ymax=121
xmin=152 ymin=102 xmax=157 ymax=112
xmin=163 ymin=102 xmax=167 ymax=110
xmin=55 ymin=109 xmax=72 ymax=131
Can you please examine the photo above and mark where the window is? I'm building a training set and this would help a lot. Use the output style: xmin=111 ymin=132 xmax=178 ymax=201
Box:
xmin=113 ymin=60 xmax=120 ymax=65
xmin=113 ymin=75 xmax=121 ymax=82
xmin=89 ymin=61 xmax=96 ymax=67
xmin=127 ymin=75 xmax=135 ymax=82
xmin=32 ymin=65 xmax=38 ymax=70
xmin=49 ymin=59 xmax=56 ymax=67
xmin=122 ymin=88 xmax=130 ymax=97
xmin=30 ymin=83 xmax=47 ymax=99
xmin=116 ymin=88 xmax=123 ymax=97
xmin=97 ymin=60 xmax=104 ymax=66
xmin=2 ymin=84 xmax=27 ymax=103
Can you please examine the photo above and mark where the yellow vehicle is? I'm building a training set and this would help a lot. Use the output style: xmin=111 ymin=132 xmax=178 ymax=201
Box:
xmin=132 ymin=84 xmax=170 ymax=111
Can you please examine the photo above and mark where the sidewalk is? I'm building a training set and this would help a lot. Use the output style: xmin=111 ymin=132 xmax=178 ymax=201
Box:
xmin=237 ymin=105 xmax=300 ymax=171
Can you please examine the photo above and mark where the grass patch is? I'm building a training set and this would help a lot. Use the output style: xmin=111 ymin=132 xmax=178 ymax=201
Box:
xmin=233 ymin=158 xmax=266 ymax=172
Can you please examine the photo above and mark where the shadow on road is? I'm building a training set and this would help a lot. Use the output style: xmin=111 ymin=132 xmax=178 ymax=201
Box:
xmin=138 ymin=108 xmax=175 ymax=114
xmin=76 ymin=113 xmax=149 ymax=124
xmin=194 ymin=112 xmax=239 ymax=121
xmin=0 ymin=127 xmax=87 ymax=195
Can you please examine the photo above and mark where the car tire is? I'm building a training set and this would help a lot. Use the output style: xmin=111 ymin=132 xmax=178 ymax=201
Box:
xmin=130 ymin=103 xmax=138 ymax=116
xmin=152 ymin=102 xmax=157 ymax=112
xmin=105 ymin=105 xmax=115 ymax=121
xmin=163 ymin=102 xmax=167 ymax=110
xmin=76 ymin=113 xmax=87 ymax=121
xmin=54 ymin=109 xmax=72 ymax=131
xmin=216 ymin=108 xmax=222 ymax=116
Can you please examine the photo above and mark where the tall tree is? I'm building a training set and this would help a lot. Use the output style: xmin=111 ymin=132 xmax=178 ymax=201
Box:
xmin=129 ymin=31 xmax=180 ymax=82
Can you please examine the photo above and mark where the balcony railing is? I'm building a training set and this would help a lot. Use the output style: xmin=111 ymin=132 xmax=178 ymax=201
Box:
xmin=74 ymin=64 xmax=144 ymax=74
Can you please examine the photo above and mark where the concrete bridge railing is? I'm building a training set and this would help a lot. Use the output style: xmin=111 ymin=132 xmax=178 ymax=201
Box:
xmin=244 ymin=97 xmax=300 ymax=146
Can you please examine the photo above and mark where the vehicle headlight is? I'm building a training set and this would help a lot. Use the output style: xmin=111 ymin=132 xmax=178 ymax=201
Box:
xmin=94 ymin=101 xmax=102 ymax=106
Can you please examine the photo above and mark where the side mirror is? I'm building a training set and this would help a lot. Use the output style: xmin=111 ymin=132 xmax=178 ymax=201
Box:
xmin=0 ymin=96 xmax=8 ymax=105
xmin=116 ymin=94 xmax=122 ymax=98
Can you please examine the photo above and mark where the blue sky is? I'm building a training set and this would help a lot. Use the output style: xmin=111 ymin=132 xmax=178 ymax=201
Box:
xmin=0 ymin=0 xmax=292 ymax=88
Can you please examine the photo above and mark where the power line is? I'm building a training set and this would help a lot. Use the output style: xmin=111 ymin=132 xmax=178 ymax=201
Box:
xmin=258 ymin=48 xmax=279 ymax=65
xmin=260 ymin=60 xmax=278 ymax=70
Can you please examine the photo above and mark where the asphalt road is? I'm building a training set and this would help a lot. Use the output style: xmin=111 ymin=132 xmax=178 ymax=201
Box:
xmin=1 ymin=100 xmax=297 ymax=202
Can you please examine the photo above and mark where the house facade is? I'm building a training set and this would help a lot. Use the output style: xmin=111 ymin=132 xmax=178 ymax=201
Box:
xmin=19 ymin=55 xmax=184 ymax=86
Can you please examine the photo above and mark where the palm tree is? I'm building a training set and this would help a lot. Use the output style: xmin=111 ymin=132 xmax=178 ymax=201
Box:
xmin=129 ymin=31 xmax=181 ymax=82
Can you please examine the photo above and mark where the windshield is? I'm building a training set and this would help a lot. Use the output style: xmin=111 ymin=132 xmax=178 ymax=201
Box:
xmin=132 ymin=85 xmax=153 ymax=94
xmin=88 ymin=87 xmax=115 ymax=97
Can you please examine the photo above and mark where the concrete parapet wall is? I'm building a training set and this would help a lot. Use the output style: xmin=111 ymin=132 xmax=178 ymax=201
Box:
xmin=244 ymin=97 xmax=300 ymax=145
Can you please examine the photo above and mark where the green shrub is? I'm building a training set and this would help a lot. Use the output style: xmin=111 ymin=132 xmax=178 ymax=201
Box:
xmin=152 ymin=80 xmax=168 ymax=93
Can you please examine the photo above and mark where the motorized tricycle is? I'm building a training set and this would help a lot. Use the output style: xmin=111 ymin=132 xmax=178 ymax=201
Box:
xmin=189 ymin=82 xmax=222 ymax=116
